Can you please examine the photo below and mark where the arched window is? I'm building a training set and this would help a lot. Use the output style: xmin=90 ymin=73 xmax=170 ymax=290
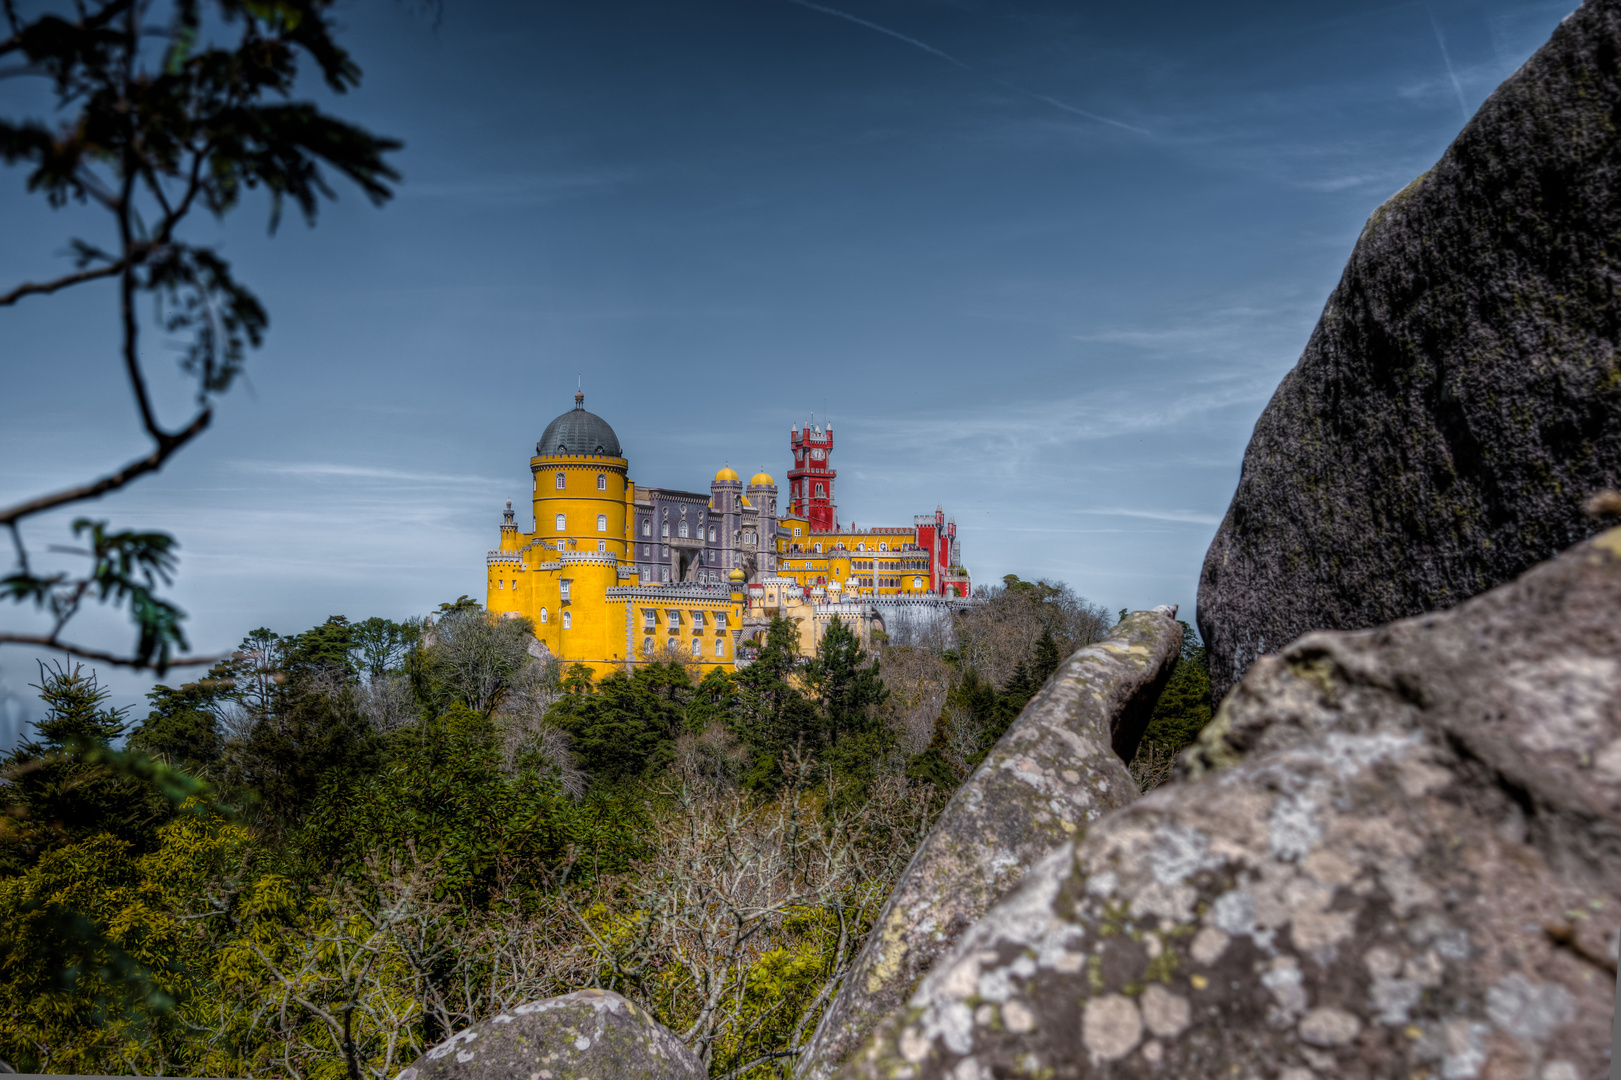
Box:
xmin=679 ymin=521 xmax=689 ymax=538
xmin=562 ymin=611 xmax=572 ymax=629
xmin=661 ymin=522 xmax=670 ymax=538
xmin=540 ymin=608 xmax=548 ymax=623
xmin=715 ymin=638 xmax=726 ymax=657
xmin=708 ymin=526 xmax=716 ymax=542
xmin=690 ymin=639 xmax=701 ymax=657
xmin=643 ymin=637 xmax=654 ymax=654
xmin=642 ymin=520 xmax=651 ymax=537
xmin=879 ymin=543 xmax=887 ymax=552
xmin=496 ymin=579 xmax=503 ymax=589
xmin=555 ymin=473 xmax=565 ymax=489
xmin=597 ymin=514 xmax=607 ymax=532
xmin=597 ymin=473 xmax=606 ymax=491
xmin=555 ymin=513 xmax=566 ymax=531
xmin=815 ymin=484 xmax=824 ymax=496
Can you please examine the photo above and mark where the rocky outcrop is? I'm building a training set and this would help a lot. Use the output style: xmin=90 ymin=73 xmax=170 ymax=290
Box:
xmin=1199 ymin=0 xmax=1621 ymax=704
xmin=797 ymin=608 xmax=1182 ymax=1080
xmin=845 ymin=528 xmax=1621 ymax=1080
xmin=395 ymin=989 xmax=704 ymax=1080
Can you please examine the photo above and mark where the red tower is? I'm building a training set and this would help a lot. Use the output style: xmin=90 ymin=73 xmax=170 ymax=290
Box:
xmin=787 ymin=420 xmax=836 ymax=532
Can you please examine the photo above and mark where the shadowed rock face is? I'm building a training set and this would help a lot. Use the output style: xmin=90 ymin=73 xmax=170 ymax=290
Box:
xmin=1199 ymin=0 xmax=1621 ymax=705
xmin=796 ymin=608 xmax=1182 ymax=1080
xmin=844 ymin=529 xmax=1621 ymax=1080
xmin=395 ymin=989 xmax=704 ymax=1080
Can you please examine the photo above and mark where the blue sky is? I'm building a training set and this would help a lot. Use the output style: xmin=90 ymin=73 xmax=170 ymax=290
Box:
xmin=0 ymin=0 xmax=1576 ymax=737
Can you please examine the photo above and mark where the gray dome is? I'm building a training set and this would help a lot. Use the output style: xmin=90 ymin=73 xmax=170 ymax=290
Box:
xmin=538 ymin=393 xmax=622 ymax=456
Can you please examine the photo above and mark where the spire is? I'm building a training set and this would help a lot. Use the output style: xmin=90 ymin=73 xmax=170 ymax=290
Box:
xmin=503 ymin=499 xmax=515 ymax=525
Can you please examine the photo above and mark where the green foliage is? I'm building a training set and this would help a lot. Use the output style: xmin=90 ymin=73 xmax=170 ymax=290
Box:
xmin=129 ymin=680 xmax=227 ymax=777
xmin=351 ymin=616 xmax=417 ymax=677
xmin=1140 ymin=621 xmax=1212 ymax=753
xmin=0 ymin=663 xmax=170 ymax=874
xmin=547 ymin=663 xmax=691 ymax=782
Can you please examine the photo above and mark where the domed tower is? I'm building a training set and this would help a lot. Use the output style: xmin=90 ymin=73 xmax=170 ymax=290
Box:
xmin=745 ymin=470 xmax=779 ymax=579
xmin=710 ymin=465 xmax=744 ymax=583
xmin=533 ymin=388 xmax=629 ymax=558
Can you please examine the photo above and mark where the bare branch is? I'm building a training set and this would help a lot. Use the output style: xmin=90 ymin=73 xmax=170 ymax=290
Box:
xmin=0 ymin=406 xmax=210 ymax=526
xmin=0 ymin=261 xmax=127 ymax=306
xmin=0 ymin=633 xmax=225 ymax=670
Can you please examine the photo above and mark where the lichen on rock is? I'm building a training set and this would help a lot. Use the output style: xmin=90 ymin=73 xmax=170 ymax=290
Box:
xmin=395 ymin=988 xmax=704 ymax=1080
xmin=844 ymin=528 xmax=1621 ymax=1080
xmin=796 ymin=608 xmax=1183 ymax=1080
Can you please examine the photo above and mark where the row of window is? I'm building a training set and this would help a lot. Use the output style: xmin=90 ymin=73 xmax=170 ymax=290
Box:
xmin=783 ymin=541 xmax=903 ymax=555
xmin=553 ymin=513 xmax=612 ymax=533
xmin=552 ymin=472 xmax=610 ymax=491
xmin=644 ymin=637 xmax=726 ymax=658
xmin=642 ymin=609 xmax=729 ymax=629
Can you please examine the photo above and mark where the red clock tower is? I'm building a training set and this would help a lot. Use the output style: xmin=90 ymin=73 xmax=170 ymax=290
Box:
xmin=788 ymin=420 xmax=836 ymax=532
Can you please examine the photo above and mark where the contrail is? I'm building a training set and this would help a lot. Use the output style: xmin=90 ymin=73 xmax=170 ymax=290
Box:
xmin=1425 ymin=2 xmax=1470 ymax=124
xmin=781 ymin=0 xmax=970 ymax=69
xmin=780 ymin=0 xmax=1148 ymax=136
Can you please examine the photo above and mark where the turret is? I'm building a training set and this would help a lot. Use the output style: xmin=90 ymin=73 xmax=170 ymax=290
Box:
xmin=500 ymin=499 xmax=520 ymax=551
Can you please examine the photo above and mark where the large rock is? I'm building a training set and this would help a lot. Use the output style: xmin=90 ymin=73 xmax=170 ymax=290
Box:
xmin=395 ymin=988 xmax=704 ymax=1080
xmin=796 ymin=608 xmax=1182 ymax=1080
xmin=844 ymin=528 xmax=1621 ymax=1080
xmin=1199 ymin=0 xmax=1621 ymax=704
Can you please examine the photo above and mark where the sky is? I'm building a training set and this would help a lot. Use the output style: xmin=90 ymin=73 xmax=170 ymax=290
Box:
xmin=0 ymin=0 xmax=1578 ymax=740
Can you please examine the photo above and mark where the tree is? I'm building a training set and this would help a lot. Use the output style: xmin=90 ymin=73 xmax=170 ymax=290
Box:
xmin=425 ymin=608 xmax=539 ymax=717
xmin=1133 ymin=621 xmax=1212 ymax=790
xmin=0 ymin=0 xmax=400 ymax=672
xmin=0 ymin=663 xmax=170 ymax=871
xmin=352 ymin=617 xmax=417 ymax=679
xmin=728 ymin=618 xmax=816 ymax=789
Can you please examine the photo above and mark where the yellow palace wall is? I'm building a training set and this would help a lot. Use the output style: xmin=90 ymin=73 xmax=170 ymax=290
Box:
xmin=486 ymin=450 xmax=745 ymax=678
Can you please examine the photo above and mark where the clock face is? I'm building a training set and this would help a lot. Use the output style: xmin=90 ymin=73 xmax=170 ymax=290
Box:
xmin=810 ymin=449 xmax=825 ymax=460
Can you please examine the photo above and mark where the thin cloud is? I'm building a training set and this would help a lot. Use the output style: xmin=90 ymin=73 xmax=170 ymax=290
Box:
xmin=1081 ymin=508 xmax=1223 ymax=526
xmin=779 ymin=0 xmax=1148 ymax=135
xmin=232 ymin=461 xmax=502 ymax=486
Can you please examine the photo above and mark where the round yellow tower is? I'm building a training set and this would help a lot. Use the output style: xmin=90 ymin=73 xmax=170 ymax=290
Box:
xmin=531 ymin=389 xmax=630 ymax=560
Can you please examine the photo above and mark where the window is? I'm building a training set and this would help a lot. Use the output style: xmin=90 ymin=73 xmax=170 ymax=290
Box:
xmin=715 ymin=638 xmax=726 ymax=657
xmin=496 ymin=579 xmax=503 ymax=589
xmin=598 ymin=540 xmax=606 ymax=552
xmin=691 ymin=639 xmax=701 ymax=657
xmin=667 ymin=609 xmax=681 ymax=625
xmin=693 ymin=611 xmax=706 ymax=628
xmin=794 ymin=527 xmax=802 ymax=537
xmin=597 ymin=473 xmax=606 ymax=491
xmin=643 ymin=637 xmax=654 ymax=653
xmin=643 ymin=544 xmax=650 ymax=556
xmin=643 ymin=610 xmax=656 ymax=629
xmin=662 ymin=522 xmax=670 ymax=538
xmin=815 ymin=484 xmax=824 ymax=497
xmin=678 ymin=520 xmax=689 ymax=538
xmin=540 ymin=608 xmax=548 ymax=623
xmin=717 ymin=612 xmax=729 ymax=628
xmin=597 ymin=514 xmax=607 ymax=532
xmin=562 ymin=611 xmax=572 ymax=629
xmin=555 ymin=473 xmax=565 ymax=489
xmin=555 ymin=513 xmax=566 ymax=531
xmin=642 ymin=520 xmax=651 ymax=537
xmin=560 ymin=579 xmax=572 ymax=600
xmin=914 ymin=577 xmax=924 ymax=589
xmin=662 ymin=566 xmax=670 ymax=582
xmin=708 ymin=526 xmax=716 ymax=542
xmin=879 ymin=543 xmax=887 ymax=552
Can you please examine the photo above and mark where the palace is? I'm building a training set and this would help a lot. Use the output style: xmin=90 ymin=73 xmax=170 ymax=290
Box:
xmin=484 ymin=390 xmax=972 ymax=676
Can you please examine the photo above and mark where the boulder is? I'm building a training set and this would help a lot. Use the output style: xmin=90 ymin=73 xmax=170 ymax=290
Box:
xmin=395 ymin=988 xmax=704 ymax=1080
xmin=796 ymin=608 xmax=1182 ymax=1080
xmin=1199 ymin=0 xmax=1621 ymax=704
xmin=844 ymin=528 xmax=1621 ymax=1080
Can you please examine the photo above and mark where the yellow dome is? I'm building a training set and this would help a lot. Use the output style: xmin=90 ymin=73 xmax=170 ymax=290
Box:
xmin=728 ymin=568 xmax=746 ymax=582
xmin=749 ymin=472 xmax=776 ymax=487
xmin=715 ymin=465 xmax=740 ymax=483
